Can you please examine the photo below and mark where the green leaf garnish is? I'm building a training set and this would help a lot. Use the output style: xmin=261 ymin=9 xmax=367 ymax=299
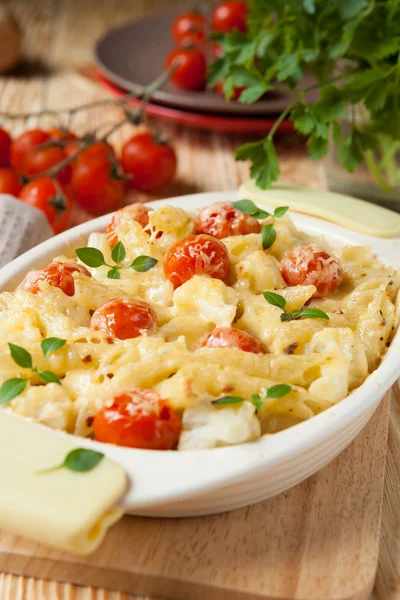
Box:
xmin=233 ymin=199 xmax=269 ymax=219
xmin=131 ymin=256 xmax=158 ymax=272
xmin=266 ymin=384 xmax=292 ymax=399
xmin=212 ymin=396 xmax=245 ymax=406
xmin=261 ymin=223 xmax=277 ymax=249
xmin=263 ymin=291 xmax=287 ymax=310
xmin=76 ymin=247 xmax=106 ymax=268
xmin=0 ymin=378 xmax=27 ymax=405
xmin=36 ymin=448 xmax=104 ymax=476
xmin=274 ymin=206 xmax=289 ymax=218
xmin=41 ymin=337 xmax=66 ymax=360
xmin=251 ymin=394 xmax=264 ymax=411
xmin=8 ymin=343 xmax=32 ymax=369
xmin=212 ymin=384 xmax=292 ymax=411
xmin=263 ymin=292 xmax=329 ymax=322
xmin=111 ymin=241 xmax=126 ymax=265
xmin=37 ymin=371 xmax=61 ymax=385
xmin=107 ymin=267 xmax=121 ymax=279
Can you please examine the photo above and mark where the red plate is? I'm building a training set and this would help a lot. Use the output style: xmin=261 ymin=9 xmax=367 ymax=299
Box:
xmin=97 ymin=72 xmax=294 ymax=135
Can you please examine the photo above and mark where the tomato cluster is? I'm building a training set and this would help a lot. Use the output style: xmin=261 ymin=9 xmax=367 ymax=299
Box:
xmin=0 ymin=126 xmax=177 ymax=234
xmin=166 ymin=2 xmax=248 ymax=95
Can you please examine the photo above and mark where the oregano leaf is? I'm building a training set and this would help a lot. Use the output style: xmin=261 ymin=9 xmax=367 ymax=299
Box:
xmin=111 ymin=241 xmax=126 ymax=265
xmin=8 ymin=343 xmax=32 ymax=369
xmin=266 ymin=384 xmax=292 ymax=399
xmin=41 ymin=337 xmax=66 ymax=360
xmin=131 ymin=256 xmax=158 ymax=272
xmin=37 ymin=370 xmax=61 ymax=385
xmin=261 ymin=223 xmax=277 ymax=249
xmin=263 ymin=291 xmax=287 ymax=309
xmin=36 ymin=448 xmax=104 ymax=475
xmin=0 ymin=378 xmax=27 ymax=405
xmin=75 ymin=247 xmax=106 ymax=269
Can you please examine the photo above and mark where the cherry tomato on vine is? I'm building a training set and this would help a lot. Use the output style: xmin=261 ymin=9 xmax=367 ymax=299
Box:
xmin=48 ymin=128 xmax=77 ymax=142
xmin=195 ymin=201 xmax=260 ymax=239
xmin=11 ymin=129 xmax=71 ymax=183
xmin=165 ymin=47 xmax=207 ymax=91
xmin=106 ymin=204 xmax=151 ymax=248
xmin=19 ymin=177 xmax=72 ymax=234
xmin=164 ymin=234 xmax=230 ymax=288
xmin=0 ymin=128 xmax=12 ymax=168
xmin=211 ymin=1 xmax=248 ymax=33
xmin=91 ymin=298 xmax=157 ymax=340
xmin=0 ymin=168 xmax=22 ymax=196
xmin=280 ymin=244 xmax=343 ymax=299
xmin=11 ymin=129 xmax=49 ymax=172
xmin=172 ymin=12 xmax=207 ymax=43
xmin=71 ymin=152 xmax=124 ymax=215
xmin=201 ymin=327 xmax=266 ymax=354
xmin=121 ymin=132 xmax=177 ymax=192
xmin=21 ymin=262 xmax=91 ymax=297
xmin=93 ymin=389 xmax=181 ymax=450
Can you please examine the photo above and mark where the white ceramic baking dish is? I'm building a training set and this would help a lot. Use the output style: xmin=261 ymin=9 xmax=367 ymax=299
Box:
xmin=1 ymin=190 xmax=399 ymax=517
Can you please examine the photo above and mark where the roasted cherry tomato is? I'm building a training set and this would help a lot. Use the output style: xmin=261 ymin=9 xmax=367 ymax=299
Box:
xmin=91 ymin=298 xmax=157 ymax=340
xmin=172 ymin=11 xmax=206 ymax=43
xmin=106 ymin=203 xmax=151 ymax=248
xmin=121 ymin=132 xmax=177 ymax=192
xmin=165 ymin=47 xmax=207 ymax=91
xmin=0 ymin=128 xmax=12 ymax=168
xmin=201 ymin=327 xmax=266 ymax=353
xmin=11 ymin=129 xmax=70 ymax=183
xmin=164 ymin=234 xmax=230 ymax=288
xmin=214 ymin=80 xmax=246 ymax=101
xmin=93 ymin=389 xmax=181 ymax=450
xmin=71 ymin=153 xmax=124 ymax=215
xmin=19 ymin=177 xmax=72 ymax=234
xmin=0 ymin=168 xmax=22 ymax=196
xmin=280 ymin=244 xmax=343 ymax=299
xmin=195 ymin=201 xmax=260 ymax=239
xmin=211 ymin=1 xmax=248 ymax=33
xmin=21 ymin=262 xmax=91 ymax=297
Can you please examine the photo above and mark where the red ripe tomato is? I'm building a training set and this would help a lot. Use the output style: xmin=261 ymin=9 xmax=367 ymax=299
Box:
xmin=172 ymin=11 xmax=206 ymax=43
xmin=164 ymin=234 xmax=230 ymax=288
xmin=106 ymin=204 xmax=150 ymax=248
xmin=0 ymin=128 xmax=12 ymax=168
xmin=211 ymin=1 xmax=248 ymax=33
xmin=201 ymin=327 xmax=266 ymax=354
xmin=11 ymin=129 xmax=70 ymax=183
xmin=178 ymin=30 xmax=206 ymax=47
xmin=21 ymin=262 xmax=91 ymax=296
xmin=121 ymin=132 xmax=177 ymax=192
xmin=77 ymin=142 xmax=115 ymax=162
xmin=93 ymin=389 xmax=181 ymax=450
xmin=19 ymin=177 xmax=72 ymax=234
xmin=165 ymin=47 xmax=207 ymax=91
xmin=0 ymin=168 xmax=22 ymax=196
xmin=214 ymin=81 xmax=246 ymax=101
xmin=280 ymin=244 xmax=343 ymax=299
xmin=195 ymin=201 xmax=260 ymax=239
xmin=91 ymin=298 xmax=157 ymax=340
xmin=71 ymin=154 xmax=124 ymax=215
xmin=48 ymin=128 xmax=77 ymax=142
xmin=11 ymin=129 xmax=49 ymax=171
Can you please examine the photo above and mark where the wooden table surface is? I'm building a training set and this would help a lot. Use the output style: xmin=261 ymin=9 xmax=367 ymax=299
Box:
xmin=0 ymin=1 xmax=399 ymax=598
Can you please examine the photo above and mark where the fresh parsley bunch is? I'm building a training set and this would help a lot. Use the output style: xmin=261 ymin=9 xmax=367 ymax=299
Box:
xmin=208 ymin=0 xmax=400 ymax=190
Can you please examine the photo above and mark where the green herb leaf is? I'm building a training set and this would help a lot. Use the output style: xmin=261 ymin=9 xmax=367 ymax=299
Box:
xmin=233 ymin=199 xmax=270 ymax=219
xmin=36 ymin=448 xmax=104 ymax=475
xmin=236 ymin=138 xmax=280 ymax=189
xmin=0 ymin=378 xmax=27 ymax=405
xmin=131 ymin=256 xmax=158 ymax=273
xmin=37 ymin=371 xmax=61 ymax=385
xmin=111 ymin=241 xmax=126 ymax=265
xmin=75 ymin=247 xmax=106 ymax=269
xmin=107 ymin=267 xmax=121 ymax=279
xmin=212 ymin=396 xmax=245 ymax=406
xmin=251 ymin=394 xmax=264 ymax=411
xmin=296 ymin=308 xmax=330 ymax=320
xmin=274 ymin=206 xmax=289 ymax=218
xmin=261 ymin=224 xmax=277 ymax=249
xmin=280 ymin=312 xmax=293 ymax=322
xmin=240 ymin=82 xmax=270 ymax=103
xmin=266 ymin=384 xmax=292 ymax=399
xmin=307 ymin=135 xmax=329 ymax=160
xmin=8 ymin=343 xmax=32 ymax=369
xmin=41 ymin=337 xmax=66 ymax=360
xmin=263 ymin=291 xmax=286 ymax=310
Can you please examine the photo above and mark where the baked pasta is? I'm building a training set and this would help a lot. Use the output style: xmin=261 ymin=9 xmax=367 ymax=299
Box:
xmin=0 ymin=200 xmax=398 ymax=451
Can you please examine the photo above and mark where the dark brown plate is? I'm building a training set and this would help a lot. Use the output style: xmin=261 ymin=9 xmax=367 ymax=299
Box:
xmin=95 ymin=10 xmax=311 ymax=116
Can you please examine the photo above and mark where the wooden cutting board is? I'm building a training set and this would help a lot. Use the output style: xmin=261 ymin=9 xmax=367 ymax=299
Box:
xmin=0 ymin=393 xmax=391 ymax=600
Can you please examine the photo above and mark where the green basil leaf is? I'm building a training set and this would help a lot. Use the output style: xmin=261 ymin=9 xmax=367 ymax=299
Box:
xmin=232 ymin=199 xmax=260 ymax=215
xmin=251 ymin=394 xmax=264 ymax=411
xmin=263 ymin=291 xmax=287 ymax=310
xmin=37 ymin=370 xmax=61 ymax=385
xmin=107 ymin=267 xmax=121 ymax=279
xmin=75 ymin=247 xmax=106 ymax=268
xmin=212 ymin=396 xmax=245 ymax=406
xmin=8 ymin=343 xmax=32 ymax=369
xmin=297 ymin=308 xmax=330 ymax=320
xmin=266 ymin=384 xmax=292 ymax=399
xmin=274 ymin=206 xmax=289 ymax=218
xmin=280 ymin=313 xmax=293 ymax=322
xmin=41 ymin=337 xmax=67 ymax=360
xmin=261 ymin=223 xmax=276 ymax=249
xmin=36 ymin=448 xmax=104 ymax=475
xmin=131 ymin=256 xmax=158 ymax=272
xmin=251 ymin=209 xmax=270 ymax=219
xmin=0 ymin=378 xmax=27 ymax=405
xmin=111 ymin=241 xmax=126 ymax=265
